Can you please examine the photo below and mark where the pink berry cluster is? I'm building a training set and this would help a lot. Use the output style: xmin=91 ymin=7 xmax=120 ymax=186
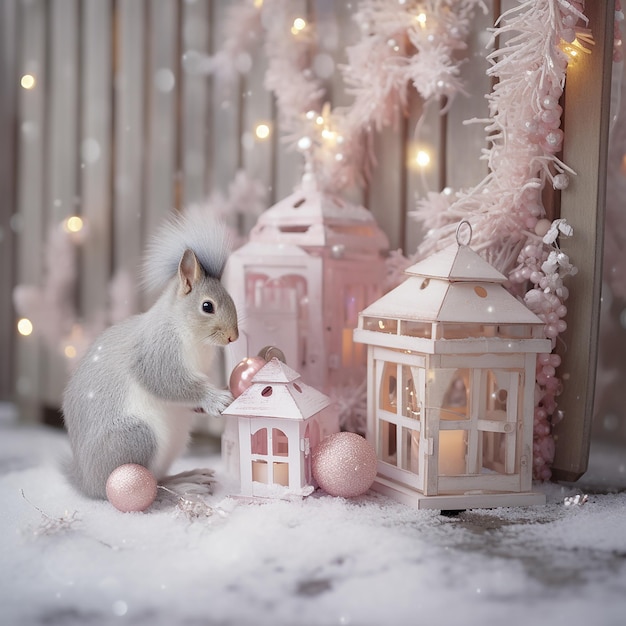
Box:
xmin=510 ymin=217 xmax=576 ymax=481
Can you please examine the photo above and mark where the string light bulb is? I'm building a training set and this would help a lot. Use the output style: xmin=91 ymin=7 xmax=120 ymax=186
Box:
xmin=20 ymin=74 xmax=36 ymax=89
xmin=254 ymin=123 xmax=271 ymax=140
xmin=416 ymin=150 xmax=431 ymax=168
xmin=64 ymin=345 xmax=77 ymax=359
xmin=291 ymin=17 xmax=306 ymax=35
xmin=17 ymin=318 xmax=33 ymax=336
xmin=416 ymin=13 xmax=427 ymax=27
xmin=64 ymin=216 xmax=84 ymax=233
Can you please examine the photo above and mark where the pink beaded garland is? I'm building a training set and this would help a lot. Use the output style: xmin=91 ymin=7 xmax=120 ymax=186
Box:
xmin=105 ymin=463 xmax=158 ymax=512
xmin=311 ymin=432 xmax=378 ymax=498
xmin=229 ymin=356 xmax=266 ymax=398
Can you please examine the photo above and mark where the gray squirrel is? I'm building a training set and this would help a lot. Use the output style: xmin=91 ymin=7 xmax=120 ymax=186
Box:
xmin=62 ymin=207 xmax=239 ymax=499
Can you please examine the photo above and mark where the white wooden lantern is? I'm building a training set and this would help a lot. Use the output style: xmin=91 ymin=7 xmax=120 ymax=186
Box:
xmin=222 ymin=357 xmax=339 ymax=498
xmin=353 ymin=224 xmax=552 ymax=510
xmin=223 ymin=173 xmax=389 ymax=391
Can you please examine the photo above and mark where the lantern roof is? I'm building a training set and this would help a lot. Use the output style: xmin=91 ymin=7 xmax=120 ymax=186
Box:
xmin=222 ymin=358 xmax=332 ymax=420
xmin=249 ymin=173 xmax=389 ymax=252
xmin=361 ymin=238 xmax=544 ymax=326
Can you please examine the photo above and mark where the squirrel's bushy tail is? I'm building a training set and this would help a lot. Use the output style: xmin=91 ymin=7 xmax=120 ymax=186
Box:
xmin=142 ymin=205 xmax=235 ymax=293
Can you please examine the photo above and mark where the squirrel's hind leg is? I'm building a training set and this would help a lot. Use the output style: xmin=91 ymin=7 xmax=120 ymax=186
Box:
xmin=72 ymin=418 xmax=158 ymax=499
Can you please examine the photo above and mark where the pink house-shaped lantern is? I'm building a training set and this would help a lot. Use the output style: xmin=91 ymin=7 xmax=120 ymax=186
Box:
xmin=353 ymin=228 xmax=552 ymax=510
xmin=223 ymin=174 xmax=389 ymax=392
xmin=222 ymin=358 xmax=339 ymax=498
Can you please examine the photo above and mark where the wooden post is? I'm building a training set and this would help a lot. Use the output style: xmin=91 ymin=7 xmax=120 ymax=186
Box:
xmin=551 ymin=1 xmax=614 ymax=482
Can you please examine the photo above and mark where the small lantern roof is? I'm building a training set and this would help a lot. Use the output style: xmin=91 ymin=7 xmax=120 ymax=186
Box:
xmin=222 ymin=358 xmax=332 ymax=420
xmin=361 ymin=238 xmax=544 ymax=326
xmin=249 ymin=173 xmax=389 ymax=252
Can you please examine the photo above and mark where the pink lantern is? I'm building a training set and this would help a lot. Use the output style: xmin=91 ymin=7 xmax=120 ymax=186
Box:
xmin=353 ymin=224 xmax=552 ymax=511
xmin=223 ymin=173 xmax=389 ymax=392
xmin=222 ymin=357 xmax=339 ymax=498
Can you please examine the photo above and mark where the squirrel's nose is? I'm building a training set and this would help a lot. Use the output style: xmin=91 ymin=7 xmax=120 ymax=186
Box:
xmin=227 ymin=331 xmax=238 ymax=343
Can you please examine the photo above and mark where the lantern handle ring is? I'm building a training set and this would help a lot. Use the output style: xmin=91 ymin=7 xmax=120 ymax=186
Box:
xmin=456 ymin=220 xmax=472 ymax=247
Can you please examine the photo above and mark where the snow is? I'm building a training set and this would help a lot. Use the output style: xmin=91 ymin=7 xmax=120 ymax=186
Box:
xmin=1 ymin=414 xmax=625 ymax=626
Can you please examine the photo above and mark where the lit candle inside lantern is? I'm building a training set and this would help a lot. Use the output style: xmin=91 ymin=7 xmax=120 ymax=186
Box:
xmin=438 ymin=429 xmax=466 ymax=475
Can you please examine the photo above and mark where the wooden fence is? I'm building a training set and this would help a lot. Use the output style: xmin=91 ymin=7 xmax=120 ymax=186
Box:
xmin=0 ymin=1 xmax=615 ymax=478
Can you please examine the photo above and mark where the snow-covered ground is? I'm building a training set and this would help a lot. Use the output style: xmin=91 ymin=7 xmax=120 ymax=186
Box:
xmin=1 ymin=411 xmax=625 ymax=626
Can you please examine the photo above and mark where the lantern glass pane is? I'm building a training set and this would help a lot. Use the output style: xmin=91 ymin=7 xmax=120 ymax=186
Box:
xmin=379 ymin=420 xmax=397 ymax=466
xmin=486 ymin=370 xmax=509 ymax=419
xmin=252 ymin=460 xmax=269 ymax=483
xmin=251 ymin=428 xmax=268 ymax=455
xmin=436 ymin=369 xmax=470 ymax=421
xmin=364 ymin=316 xmax=398 ymax=334
xmin=438 ymin=430 xmax=468 ymax=475
xmin=273 ymin=462 xmax=289 ymax=486
xmin=401 ymin=321 xmax=432 ymax=338
xmin=440 ymin=323 xmax=533 ymax=339
xmin=401 ymin=427 xmax=420 ymax=474
xmin=401 ymin=366 xmax=421 ymax=419
xmin=379 ymin=361 xmax=398 ymax=413
xmin=245 ymin=271 xmax=308 ymax=368
xmin=272 ymin=429 xmax=289 ymax=457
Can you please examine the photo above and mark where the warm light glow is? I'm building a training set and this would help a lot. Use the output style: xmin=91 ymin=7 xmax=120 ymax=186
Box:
xmin=255 ymin=123 xmax=271 ymax=140
xmin=560 ymin=38 xmax=591 ymax=64
xmin=416 ymin=150 xmax=431 ymax=167
xmin=291 ymin=17 xmax=306 ymax=35
xmin=315 ymin=115 xmax=324 ymax=126
xmin=253 ymin=0 xmax=263 ymax=8
xmin=17 ymin=318 xmax=33 ymax=336
xmin=416 ymin=13 xmax=427 ymax=26
xmin=621 ymin=153 xmax=626 ymax=176
xmin=20 ymin=74 xmax=36 ymax=89
xmin=64 ymin=216 xmax=84 ymax=233
xmin=321 ymin=128 xmax=336 ymax=141
xmin=64 ymin=345 xmax=77 ymax=359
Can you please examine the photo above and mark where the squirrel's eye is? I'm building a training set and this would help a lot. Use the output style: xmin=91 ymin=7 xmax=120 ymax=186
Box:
xmin=202 ymin=301 xmax=214 ymax=314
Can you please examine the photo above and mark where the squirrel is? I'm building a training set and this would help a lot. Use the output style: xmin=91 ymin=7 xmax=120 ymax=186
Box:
xmin=62 ymin=207 xmax=239 ymax=499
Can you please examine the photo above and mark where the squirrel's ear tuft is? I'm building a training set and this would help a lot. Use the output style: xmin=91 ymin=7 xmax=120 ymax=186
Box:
xmin=178 ymin=249 xmax=204 ymax=295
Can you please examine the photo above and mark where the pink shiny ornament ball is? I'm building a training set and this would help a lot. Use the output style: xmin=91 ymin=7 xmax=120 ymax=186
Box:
xmin=105 ymin=463 xmax=158 ymax=512
xmin=312 ymin=432 xmax=378 ymax=498
xmin=229 ymin=356 xmax=266 ymax=398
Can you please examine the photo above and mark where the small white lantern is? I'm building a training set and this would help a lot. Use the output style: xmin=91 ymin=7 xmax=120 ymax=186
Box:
xmin=223 ymin=173 xmax=389 ymax=392
xmin=353 ymin=223 xmax=552 ymax=510
xmin=222 ymin=357 xmax=339 ymax=498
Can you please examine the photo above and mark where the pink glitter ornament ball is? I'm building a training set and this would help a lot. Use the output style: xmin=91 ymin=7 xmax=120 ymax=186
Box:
xmin=229 ymin=356 xmax=266 ymax=398
xmin=105 ymin=463 xmax=158 ymax=512
xmin=312 ymin=432 xmax=378 ymax=498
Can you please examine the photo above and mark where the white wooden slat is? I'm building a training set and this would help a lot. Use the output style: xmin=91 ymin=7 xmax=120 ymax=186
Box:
xmin=80 ymin=0 xmax=112 ymax=322
xmin=181 ymin=0 xmax=211 ymax=207
xmin=0 ymin=0 xmax=18 ymax=400
xmin=241 ymin=21 xmax=273 ymax=232
xmin=42 ymin=0 xmax=79 ymax=407
xmin=367 ymin=111 xmax=407 ymax=252
xmin=551 ymin=1 xmax=614 ymax=481
xmin=144 ymin=0 xmax=179 ymax=240
xmin=403 ymin=92 xmax=444 ymax=255
xmin=273 ymin=0 xmax=308 ymax=202
xmin=208 ymin=0 xmax=241 ymax=197
xmin=445 ymin=4 xmax=492 ymax=192
xmin=113 ymin=0 xmax=146 ymax=275
xmin=15 ymin=0 xmax=47 ymax=422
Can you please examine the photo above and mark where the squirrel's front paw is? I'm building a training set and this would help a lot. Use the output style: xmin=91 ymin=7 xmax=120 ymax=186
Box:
xmin=202 ymin=388 xmax=234 ymax=415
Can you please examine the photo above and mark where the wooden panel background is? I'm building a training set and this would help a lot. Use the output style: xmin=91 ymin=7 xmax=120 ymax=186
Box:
xmin=0 ymin=0 xmax=615 ymax=478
